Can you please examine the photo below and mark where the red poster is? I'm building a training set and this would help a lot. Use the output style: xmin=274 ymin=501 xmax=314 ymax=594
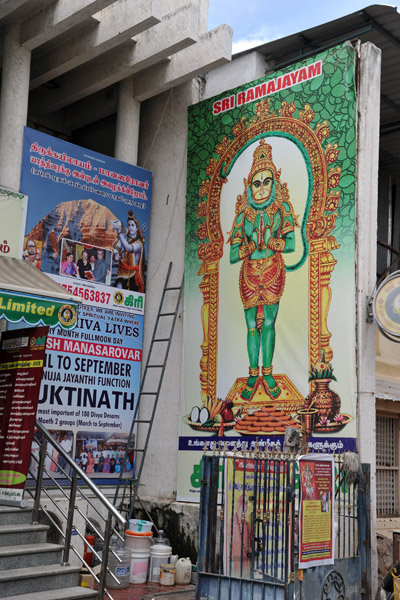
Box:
xmin=298 ymin=454 xmax=334 ymax=569
xmin=0 ymin=326 xmax=48 ymax=504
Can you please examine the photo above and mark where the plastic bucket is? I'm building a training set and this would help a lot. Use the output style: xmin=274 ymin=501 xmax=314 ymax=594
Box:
xmin=160 ymin=563 xmax=175 ymax=586
xmin=129 ymin=549 xmax=150 ymax=584
xmin=128 ymin=519 xmax=153 ymax=533
xmin=149 ymin=544 xmax=172 ymax=582
xmin=125 ymin=530 xmax=153 ymax=552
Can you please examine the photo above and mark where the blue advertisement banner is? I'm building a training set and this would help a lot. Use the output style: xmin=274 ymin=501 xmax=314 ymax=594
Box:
xmin=40 ymin=305 xmax=143 ymax=435
xmin=20 ymin=127 xmax=152 ymax=314
xmin=19 ymin=129 xmax=151 ymax=482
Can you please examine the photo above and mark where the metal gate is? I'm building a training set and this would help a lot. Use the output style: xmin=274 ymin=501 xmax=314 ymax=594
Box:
xmin=196 ymin=448 xmax=371 ymax=600
xmin=298 ymin=462 xmax=371 ymax=600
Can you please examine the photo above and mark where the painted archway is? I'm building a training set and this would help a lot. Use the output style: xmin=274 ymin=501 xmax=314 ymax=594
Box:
xmin=196 ymin=99 xmax=341 ymax=405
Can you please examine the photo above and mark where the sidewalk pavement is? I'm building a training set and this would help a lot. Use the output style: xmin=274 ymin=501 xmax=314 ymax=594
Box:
xmin=104 ymin=582 xmax=195 ymax=600
xmin=142 ymin=588 xmax=195 ymax=600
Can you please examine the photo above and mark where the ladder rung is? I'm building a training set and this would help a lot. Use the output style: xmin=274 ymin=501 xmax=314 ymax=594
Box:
xmin=115 ymin=265 xmax=183 ymax=515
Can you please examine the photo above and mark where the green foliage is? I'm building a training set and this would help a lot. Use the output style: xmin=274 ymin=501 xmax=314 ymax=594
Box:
xmin=309 ymin=363 xmax=337 ymax=381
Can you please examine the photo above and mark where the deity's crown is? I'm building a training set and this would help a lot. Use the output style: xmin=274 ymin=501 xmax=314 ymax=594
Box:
xmin=247 ymin=139 xmax=278 ymax=183
xmin=127 ymin=209 xmax=139 ymax=227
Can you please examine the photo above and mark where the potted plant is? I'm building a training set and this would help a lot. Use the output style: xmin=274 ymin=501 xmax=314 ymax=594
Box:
xmin=303 ymin=351 xmax=341 ymax=422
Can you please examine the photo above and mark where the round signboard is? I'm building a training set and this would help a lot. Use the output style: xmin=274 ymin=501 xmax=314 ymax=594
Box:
xmin=373 ymin=271 xmax=400 ymax=339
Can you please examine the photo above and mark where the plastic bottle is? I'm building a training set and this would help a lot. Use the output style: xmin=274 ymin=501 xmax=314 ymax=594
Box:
xmin=105 ymin=536 xmax=131 ymax=589
xmin=175 ymin=557 xmax=192 ymax=585
xmin=153 ymin=529 xmax=170 ymax=545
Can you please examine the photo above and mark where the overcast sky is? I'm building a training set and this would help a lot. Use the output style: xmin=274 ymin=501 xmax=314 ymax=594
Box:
xmin=208 ymin=1 xmax=399 ymax=53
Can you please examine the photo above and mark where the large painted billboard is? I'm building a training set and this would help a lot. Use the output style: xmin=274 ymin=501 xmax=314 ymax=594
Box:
xmin=19 ymin=129 xmax=152 ymax=482
xmin=179 ymin=43 xmax=357 ymax=500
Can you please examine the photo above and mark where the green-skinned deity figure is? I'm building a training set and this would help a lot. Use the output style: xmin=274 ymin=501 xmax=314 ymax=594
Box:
xmin=229 ymin=139 xmax=298 ymax=401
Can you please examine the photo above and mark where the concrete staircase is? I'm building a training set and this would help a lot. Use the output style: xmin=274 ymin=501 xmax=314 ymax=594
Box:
xmin=0 ymin=506 xmax=98 ymax=599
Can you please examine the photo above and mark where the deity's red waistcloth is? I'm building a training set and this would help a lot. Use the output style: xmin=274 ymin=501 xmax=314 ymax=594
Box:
xmin=239 ymin=253 xmax=285 ymax=309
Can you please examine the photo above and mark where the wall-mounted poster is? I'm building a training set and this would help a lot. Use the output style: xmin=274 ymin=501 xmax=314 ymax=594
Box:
xmin=223 ymin=457 xmax=291 ymax=580
xmin=20 ymin=128 xmax=151 ymax=315
xmin=179 ymin=43 xmax=357 ymax=500
xmin=19 ymin=129 xmax=152 ymax=482
xmin=0 ymin=327 xmax=48 ymax=504
xmin=298 ymin=454 xmax=334 ymax=569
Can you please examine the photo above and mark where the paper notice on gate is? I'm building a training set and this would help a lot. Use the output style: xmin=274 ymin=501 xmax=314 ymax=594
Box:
xmin=298 ymin=454 xmax=334 ymax=569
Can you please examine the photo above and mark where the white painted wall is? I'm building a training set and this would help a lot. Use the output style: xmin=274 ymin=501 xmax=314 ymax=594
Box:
xmin=356 ymin=42 xmax=381 ymax=598
xmin=205 ymin=51 xmax=266 ymax=98
xmin=137 ymin=79 xmax=202 ymax=500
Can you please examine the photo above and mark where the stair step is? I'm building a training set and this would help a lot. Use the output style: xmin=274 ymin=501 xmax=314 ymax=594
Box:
xmin=2 ymin=588 xmax=98 ymax=600
xmin=0 ymin=542 xmax=63 ymax=569
xmin=0 ymin=522 xmax=49 ymax=546
xmin=0 ymin=506 xmax=32 ymax=525
xmin=0 ymin=564 xmax=81 ymax=598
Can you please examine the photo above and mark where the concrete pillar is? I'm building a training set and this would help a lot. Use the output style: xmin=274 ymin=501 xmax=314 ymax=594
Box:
xmin=115 ymin=78 xmax=140 ymax=165
xmin=136 ymin=79 xmax=202 ymax=501
xmin=356 ymin=42 xmax=381 ymax=599
xmin=0 ymin=23 xmax=31 ymax=191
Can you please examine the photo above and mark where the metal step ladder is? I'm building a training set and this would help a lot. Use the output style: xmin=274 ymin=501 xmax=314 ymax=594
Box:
xmin=113 ymin=262 xmax=183 ymax=519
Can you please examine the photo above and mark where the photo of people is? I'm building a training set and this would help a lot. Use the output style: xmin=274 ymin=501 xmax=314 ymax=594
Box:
xmin=29 ymin=430 xmax=74 ymax=479
xmin=59 ymin=239 xmax=112 ymax=284
xmin=76 ymin=432 xmax=134 ymax=478
xmin=24 ymin=195 xmax=148 ymax=294
xmin=321 ymin=492 xmax=330 ymax=513
xmin=60 ymin=251 xmax=77 ymax=276
xmin=76 ymin=248 xmax=90 ymax=279
xmin=57 ymin=431 xmax=73 ymax=474
xmin=22 ymin=237 xmax=42 ymax=270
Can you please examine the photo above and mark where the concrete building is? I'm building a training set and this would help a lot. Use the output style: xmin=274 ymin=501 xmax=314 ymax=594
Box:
xmin=0 ymin=0 xmax=232 ymax=575
xmin=185 ymin=5 xmax=400 ymax=595
xmin=135 ymin=3 xmax=400 ymax=594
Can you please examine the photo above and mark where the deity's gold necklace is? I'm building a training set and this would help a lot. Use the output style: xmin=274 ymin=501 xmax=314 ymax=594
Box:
xmin=257 ymin=209 xmax=267 ymax=252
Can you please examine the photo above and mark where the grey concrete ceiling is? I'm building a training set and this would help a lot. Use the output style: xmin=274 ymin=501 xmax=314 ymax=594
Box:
xmin=0 ymin=0 xmax=232 ymax=135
